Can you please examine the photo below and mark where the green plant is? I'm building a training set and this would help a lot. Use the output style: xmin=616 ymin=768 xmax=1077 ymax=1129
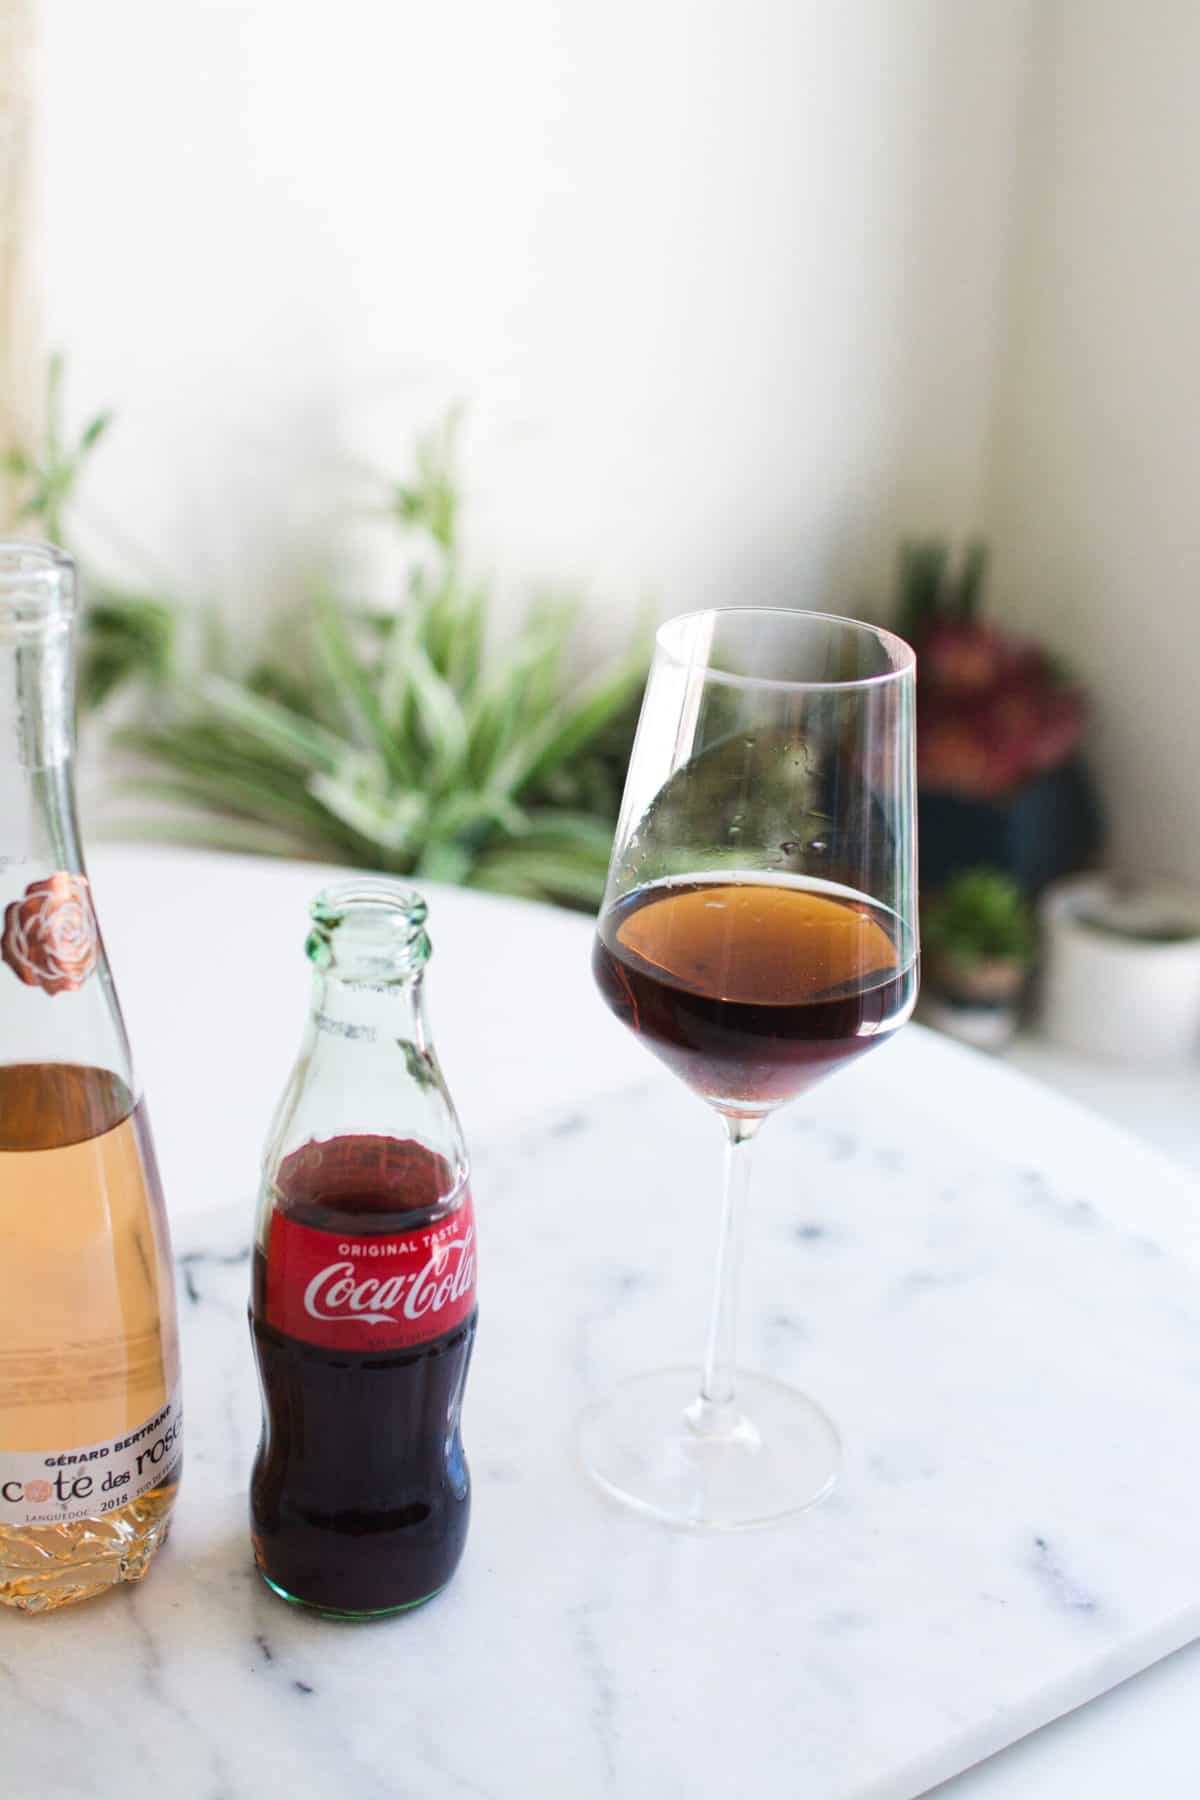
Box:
xmin=114 ymin=588 xmax=646 ymax=909
xmin=6 ymin=366 xmax=649 ymax=909
xmin=3 ymin=353 xmax=112 ymax=546
xmin=922 ymin=869 xmax=1037 ymax=965
xmin=125 ymin=430 xmax=644 ymax=908
xmin=131 ymin=495 xmax=639 ymax=901
xmin=5 ymin=357 xmax=179 ymax=708
xmin=894 ymin=536 xmax=988 ymax=647
xmin=78 ymin=591 xmax=177 ymax=711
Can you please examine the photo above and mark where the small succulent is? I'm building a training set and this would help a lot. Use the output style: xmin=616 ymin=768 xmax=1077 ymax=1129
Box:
xmin=922 ymin=869 xmax=1037 ymax=966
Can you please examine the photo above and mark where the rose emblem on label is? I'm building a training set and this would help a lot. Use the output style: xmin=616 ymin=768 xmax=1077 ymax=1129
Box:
xmin=1 ymin=873 xmax=99 ymax=994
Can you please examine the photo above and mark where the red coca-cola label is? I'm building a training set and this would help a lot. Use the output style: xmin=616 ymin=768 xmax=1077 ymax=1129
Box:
xmin=265 ymin=1193 xmax=477 ymax=1351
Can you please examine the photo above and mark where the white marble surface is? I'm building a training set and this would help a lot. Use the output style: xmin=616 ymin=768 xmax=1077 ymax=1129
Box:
xmin=6 ymin=845 xmax=1199 ymax=1798
xmin=1007 ymin=1032 xmax=1200 ymax=1176
xmin=5 ymin=1054 xmax=1200 ymax=1799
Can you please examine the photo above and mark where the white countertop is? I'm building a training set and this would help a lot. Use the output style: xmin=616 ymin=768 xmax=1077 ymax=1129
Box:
xmin=9 ymin=845 xmax=1199 ymax=1798
xmin=1006 ymin=1033 xmax=1200 ymax=1178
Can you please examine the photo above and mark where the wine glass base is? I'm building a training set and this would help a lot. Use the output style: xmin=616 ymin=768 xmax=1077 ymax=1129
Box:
xmin=577 ymin=1368 xmax=841 ymax=1531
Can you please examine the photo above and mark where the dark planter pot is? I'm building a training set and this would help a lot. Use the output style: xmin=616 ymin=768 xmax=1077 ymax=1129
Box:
xmin=919 ymin=756 xmax=1104 ymax=895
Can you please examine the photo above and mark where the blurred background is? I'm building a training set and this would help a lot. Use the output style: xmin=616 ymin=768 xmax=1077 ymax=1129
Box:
xmin=2 ymin=1 xmax=1199 ymax=1135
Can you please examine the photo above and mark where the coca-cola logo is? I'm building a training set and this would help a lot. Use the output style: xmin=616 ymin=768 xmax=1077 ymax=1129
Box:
xmin=265 ymin=1196 xmax=478 ymax=1351
xmin=304 ymin=1227 xmax=475 ymax=1328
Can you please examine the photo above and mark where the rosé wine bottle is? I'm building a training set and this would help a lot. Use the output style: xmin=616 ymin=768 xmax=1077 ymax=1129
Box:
xmin=250 ymin=882 xmax=477 ymax=1617
xmin=0 ymin=545 xmax=181 ymax=1612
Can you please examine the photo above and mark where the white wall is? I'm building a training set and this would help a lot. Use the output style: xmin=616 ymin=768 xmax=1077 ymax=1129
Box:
xmin=32 ymin=0 xmax=1033 ymax=643
xmin=0 ymin=1 xmax=38 ymax=510
xmin=985 ymin=1 xmax=1200 ymax=885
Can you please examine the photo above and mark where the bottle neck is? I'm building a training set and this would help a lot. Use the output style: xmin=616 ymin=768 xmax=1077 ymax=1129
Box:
xmin=310 ymin=965 xmax=432 ymax=1055
xmin=0 ymin=611 xmax=134 ymax=1098
xmin=2 ymin=615 xmax=75 ymax=770
xmin=263 ymin=961 xmax=466 ymax=1191
xmin=0 ymin=618 xmax=82 ymax=874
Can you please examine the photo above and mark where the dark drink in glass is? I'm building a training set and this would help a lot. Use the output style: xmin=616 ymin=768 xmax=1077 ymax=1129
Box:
xmin=577 ymin=607 xmax=919 ymax=1528
xmin=594 ymin=877 xmax=917 ymax=1112
xmin=250 ymin=1135 xmax=475 ymax=1617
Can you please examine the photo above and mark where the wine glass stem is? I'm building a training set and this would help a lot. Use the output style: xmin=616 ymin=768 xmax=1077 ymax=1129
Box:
xmin=693 ymin=1114 xmax=760 ymax=1437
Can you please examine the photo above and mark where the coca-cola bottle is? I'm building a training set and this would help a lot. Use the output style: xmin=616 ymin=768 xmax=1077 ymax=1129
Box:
xmin=0 ymin=543 xmax=182 ymax=1612
xmin=250 ymin=881 xmax=477 ymax=1616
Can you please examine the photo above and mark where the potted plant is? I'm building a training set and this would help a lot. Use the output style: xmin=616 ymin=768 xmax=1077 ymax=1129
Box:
xmin=921 ymin=868 xmax=1037 ymax=1050
xmin=894 ymin=539 xmax=1103 ymax=892
xmin=4 ymin=366 xmax=649 ymax=913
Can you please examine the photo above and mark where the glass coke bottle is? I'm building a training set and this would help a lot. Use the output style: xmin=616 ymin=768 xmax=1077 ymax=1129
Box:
xmin=250 ymin=882 xmax=478 ymax=1617
xmin=0 ymin=543 xmax=182 ymax=1612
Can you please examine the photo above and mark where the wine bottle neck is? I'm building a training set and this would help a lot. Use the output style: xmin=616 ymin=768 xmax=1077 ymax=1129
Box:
xmin=0 ymin=544 xmax=77 ymax=777
xmin=1 ymin=546 xmax=80 ymax=871
xmin=1 ymin=620 xmax=74 ymax=771
xmin=0 ymin=548 xmax=135 ymax=1095
xmin=1 ymin=645 xmax=82 ymax=878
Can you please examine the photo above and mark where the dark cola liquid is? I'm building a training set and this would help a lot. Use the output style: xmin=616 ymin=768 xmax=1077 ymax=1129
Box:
xmin=594 ymin=877 xmax=917 ymax=1111
xmin=250 ymin=1136 xmax=476 ymax=1616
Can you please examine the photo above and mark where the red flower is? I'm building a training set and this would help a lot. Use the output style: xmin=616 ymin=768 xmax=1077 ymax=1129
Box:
xmin=917 ymin=622 xmax=1086 ymax=798
xmin=922 ymin=622 xmax=1011 ymax=690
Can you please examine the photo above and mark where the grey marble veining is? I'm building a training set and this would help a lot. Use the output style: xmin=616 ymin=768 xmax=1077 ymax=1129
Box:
xmin=4 ymin=1067 xmax=1200 ymax=1800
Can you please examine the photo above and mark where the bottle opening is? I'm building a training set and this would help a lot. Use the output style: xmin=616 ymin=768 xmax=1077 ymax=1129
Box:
xmin=307 ymin=880 xmax=431 ymax=979
xmin=0 ymin=542 xmax=76 ymax=635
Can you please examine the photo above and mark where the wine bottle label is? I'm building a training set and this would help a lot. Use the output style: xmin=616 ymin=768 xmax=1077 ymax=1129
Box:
xmin=0 ymin=1386 xmax=182 ymax=1527
xmin=266 ymin=1193 xmax=477 ymax=1351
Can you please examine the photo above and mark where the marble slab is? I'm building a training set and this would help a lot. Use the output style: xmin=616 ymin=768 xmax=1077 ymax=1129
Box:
xmin=4 ymin=1065 xmax=1200 ymax=1800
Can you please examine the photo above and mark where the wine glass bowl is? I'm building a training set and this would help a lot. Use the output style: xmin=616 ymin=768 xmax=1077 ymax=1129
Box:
xmin=579 ymin=608 xmax=918 ymax=1528
xmin=592 ymin=875 xmax=915 ymax=1118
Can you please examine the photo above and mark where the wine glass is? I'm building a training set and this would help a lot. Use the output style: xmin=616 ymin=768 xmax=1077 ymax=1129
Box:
xmin=580 ymin=608 xmax=918 ymax=1529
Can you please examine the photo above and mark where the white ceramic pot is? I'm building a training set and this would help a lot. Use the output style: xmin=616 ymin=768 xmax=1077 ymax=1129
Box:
xmin=1038 ymin=875 xmax=1200 ymax=1064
